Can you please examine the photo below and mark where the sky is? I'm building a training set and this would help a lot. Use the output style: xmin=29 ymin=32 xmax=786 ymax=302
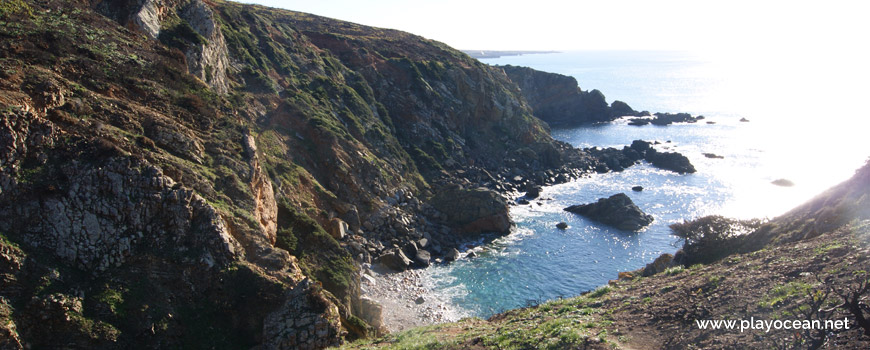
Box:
xmin=239 ymin=0 xmax=870 ymax=54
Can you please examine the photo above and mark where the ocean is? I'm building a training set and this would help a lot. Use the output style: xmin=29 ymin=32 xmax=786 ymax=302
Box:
xmin=419 ymin=50 xmax=869 ymax=319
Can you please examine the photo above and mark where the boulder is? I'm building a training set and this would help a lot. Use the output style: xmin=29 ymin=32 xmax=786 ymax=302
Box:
xmin=327 ymin=218 xmax=349 ymax=240
xmin=414 ymin=250 xmax=431 ymax=267
xmin=564 ymin=193 xmax=654 ymax=231
xmin=429 ymin=186 xmax=512 ymax=235
xmin=645 ymin=149 xmax=696 ymax=174
xmin=445 ymin=248 xmax=461 ymax=262
xmin=525 ymin=185 xmax=542 ymax=199
xmin=377 ymin=249 xmax=411 ymax=271
xmin=642 ymin=253 xmax=674 ymax=277
xmin=631 ymin=186 xmax=644 ymax=192
xmin=360 ymin=296 xmax=384 ymax=330
xmin=556 ymin=222 xmax=568 ymax=230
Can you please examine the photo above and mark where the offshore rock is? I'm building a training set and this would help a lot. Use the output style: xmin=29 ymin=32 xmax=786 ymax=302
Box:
xmin=645 ymin=149 xmax=696 ymax=174
xmin=564 ymin=193 xmax=654 ymax=231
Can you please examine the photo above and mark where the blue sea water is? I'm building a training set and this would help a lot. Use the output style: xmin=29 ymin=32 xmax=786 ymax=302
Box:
xmin=421 ymin=51 xmax=869 ymax=319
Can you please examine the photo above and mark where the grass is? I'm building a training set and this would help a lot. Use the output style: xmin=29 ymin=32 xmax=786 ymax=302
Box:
xmin=758 ymin=281 xmax=814 ymax=310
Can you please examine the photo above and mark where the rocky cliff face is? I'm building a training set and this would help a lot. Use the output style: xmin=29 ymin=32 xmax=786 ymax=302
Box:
xmin=0 ymin=0 xmax=602 ymax=348
xmin=500 ymin=65 xmax=642 ymax=126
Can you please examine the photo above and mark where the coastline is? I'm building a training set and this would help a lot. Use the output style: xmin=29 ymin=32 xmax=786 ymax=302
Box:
xmin=361 ymin=264 xmax=469 ymax=332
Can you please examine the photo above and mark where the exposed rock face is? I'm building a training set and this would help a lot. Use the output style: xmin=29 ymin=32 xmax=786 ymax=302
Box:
xmin=564 ymin=193 xmax=654 ymax=231
xmin=178 ymin=0 xmax=231 ymax=94
xmin=429 ymin=186 xmax=512 ymax=235
xmin=98 ymin=0 xmax=231 ymax=94
xmin=641 ymin=253 xmax=674 ymax=277
xmin=499 ymin=65 xmax=639 ymax=126
xmin=262 ymin=279 xmax=343 ymax=350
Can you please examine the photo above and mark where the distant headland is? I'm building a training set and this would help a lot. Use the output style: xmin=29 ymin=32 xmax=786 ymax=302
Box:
xmin=462 ymin=50 xmax=560 ymax=59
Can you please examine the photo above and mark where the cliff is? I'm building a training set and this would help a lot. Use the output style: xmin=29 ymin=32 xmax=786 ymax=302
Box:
xmin=0 ymin=0 xmax=602 ymax=348
xmin=500 ymin=65 xmax=642 ymax=126
xmin=346 ymin=162 xmax=870 ymax=349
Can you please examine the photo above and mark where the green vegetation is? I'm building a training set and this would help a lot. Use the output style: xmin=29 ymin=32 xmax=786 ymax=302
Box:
xmin=0 ymin=0 xmax=32 ymax=18
xmin=276 ymin=201 xmax=357 ymax=306
xmin=758 ymin=281 xmax=814 ymax=309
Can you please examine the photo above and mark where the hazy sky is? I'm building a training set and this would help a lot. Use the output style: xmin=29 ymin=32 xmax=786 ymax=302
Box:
xmin=239 ymin=0 xmax=868 ymax=54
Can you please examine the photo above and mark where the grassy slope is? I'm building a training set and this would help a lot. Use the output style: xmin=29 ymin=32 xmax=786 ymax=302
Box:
xmin=342 ymin=164 xmax=870 ymax=349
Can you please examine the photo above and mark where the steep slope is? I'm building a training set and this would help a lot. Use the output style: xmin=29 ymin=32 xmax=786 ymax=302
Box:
xmin=344 ymin=161 xmax=870 ymax=349
xmin=0 ymin=0 xmax=608 ymax=348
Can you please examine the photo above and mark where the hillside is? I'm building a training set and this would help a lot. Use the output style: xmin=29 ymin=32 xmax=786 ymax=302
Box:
xmin=0 ymin=0 xmax=613 ymax=348
xmin=342 ymin=162 xmax=870 ymax=349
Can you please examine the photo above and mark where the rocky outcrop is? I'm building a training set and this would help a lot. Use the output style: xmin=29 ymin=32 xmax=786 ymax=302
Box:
xmin=98 ymin=0 xmax=231 ymax=94
xmin=429 ymin=186 xmax=512 ymax=235
xmin=628 ymin=112 xmax=704 ymax=126
xmin=645 ymin=149 xmax=696 ymax=174
xmin=587 ymin=140 xmax=696 ymax=174
xmin=564 ymin=193 xmax=654 ymax=231
xmin=262 ymin=279 xmax=343 ymax=350
xmin=499 ymin=65 xmax=639 ymax=126
xmin=178 ymin=0 xmax=230 ymax=94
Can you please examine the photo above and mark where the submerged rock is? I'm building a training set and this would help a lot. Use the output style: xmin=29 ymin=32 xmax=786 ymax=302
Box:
xmin=564 ymin=193 xmax=654 ymax=231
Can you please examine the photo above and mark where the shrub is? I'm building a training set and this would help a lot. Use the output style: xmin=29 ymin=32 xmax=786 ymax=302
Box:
xmin=670 ymin=215 xmax=764 ymax=265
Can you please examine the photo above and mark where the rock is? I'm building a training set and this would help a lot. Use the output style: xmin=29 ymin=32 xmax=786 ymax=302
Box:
xmin=617 ymin=271 xmax=635 ymax=280
xmin=327 ymin=218 xmax=349 ymax=240
xmin=525 ymin=185 xmax=542 ymax=199
xmin=703 ymin=153 xmax=724 ymax=159
xmin=645 ymin=149 xmax=696 ymax=174
xmin=771 ymin=179 xmax=795 ymax=187
xmin=628 ymin=118 xmax=650 ymax=126
xmin=414 ymin=250 xmax=431 ymax=267
xmin=360 ymin=296 xmax=384 ymax=330
xmin=556 ymin=222 xmax=568 ymax=230
xmin=403 ymin=241 xmax=418 ymax=258
xmin=500 ymin=65 xmax=620 ymax=126
xmin=377 ymin=249 xmax=412 ymax=271
xmin=467 ymin=251 xmax=477 ymax=258
xmin=631 ymin=186 xmax=643 ymax=192
xmin=517 ymin=198 xmax=530 ymax=205
xmin=642 ymin=253 xmax=674 ymax=277
xmin=630 ymin=140 xmax=652 ymax=153
xmin=416 ymin=238 xmax=428 ymax=249
xmin=564 ymin=193 xmax=654 ymax=231
xmin=445 ymin=248 xmax=461 ymax=262
xmin=414 ymin=296 xmax=425 ymax=304
xmin=429 ymin=186 xmax=512 ymax=235
xmin=740 ymin=117 xmax=750 ymax=122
